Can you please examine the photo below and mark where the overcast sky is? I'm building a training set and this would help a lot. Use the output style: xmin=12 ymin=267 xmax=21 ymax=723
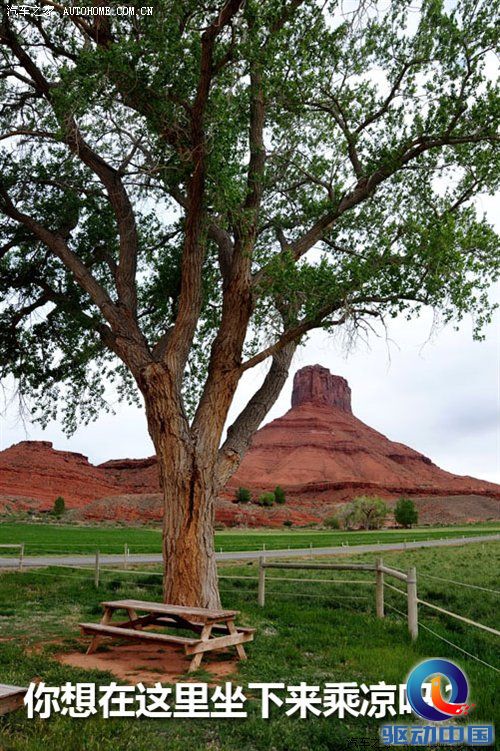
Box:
xmin=1 ymin=290 xmax=498 ymax=484
xmin=1 ymin=199 xmax=499 ymax=484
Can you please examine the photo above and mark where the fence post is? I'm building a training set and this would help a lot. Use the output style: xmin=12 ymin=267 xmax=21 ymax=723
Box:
xmin=375 ymin=557 xmax=384 ymax=618
xmin=258 ymin=557 xmax=266 ymax=607
xmin=124 ymin=543 xmax=129 ymax=569
xmin=407 ymin=566 xmax=418 ymax=640
xmin=19 ymin=543 xmax=24 ymax=572
xmin=94 ymin=550 xmax=100 ymax=589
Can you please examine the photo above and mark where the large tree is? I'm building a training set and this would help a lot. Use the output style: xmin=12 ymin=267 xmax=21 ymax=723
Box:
xmin=0 ymin=0 xmax=498 ymax=606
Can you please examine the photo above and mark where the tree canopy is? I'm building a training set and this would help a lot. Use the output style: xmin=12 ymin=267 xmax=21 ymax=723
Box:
xmin=340 ymin=496 xmax=389 ymax=530
xmin=1 ymin=0 xmax=499 ymax=461
xmin=394 ymin=497 xmax=419 ymax=527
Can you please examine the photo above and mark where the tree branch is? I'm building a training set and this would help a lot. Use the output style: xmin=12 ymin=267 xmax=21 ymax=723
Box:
xmin=190 ymin=41 xmax=265 ymax=450
xmin=1 ymin=22 xmax=140 ymax=316
xmin=164 ymin=0 xmax=245 ymax=380
xmin=34 ymin=276 xmax=118 ymax=352
xmin=354 ymin=59 xmax=428 ymax=134
xmin=8 ymin=293 xmax=50 ymax=327
xmin=215 ymin=342 xmax=297 ymax=488
xmin=265 ymin=0 xmax=307 ymax=42
xmin=0 ymin=129 xmax=57 ymax=142
xmin=241 ymin=308 xmax=347 ymax=372
xmin=253 ymin=128 xmax=499 ymax=286
xmin=0 ymin=187 xmax=119 ymax=328
xmin=311 ymin=93 xmax=363 ymax=178
xmin=208 ymin=222 xmax=234 ymax=287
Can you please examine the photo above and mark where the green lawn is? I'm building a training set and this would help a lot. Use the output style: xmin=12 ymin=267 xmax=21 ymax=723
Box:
xmin=0 ymin=543 xmax=498 ymax=750
xmin=0 ymin=521 xmax=498 ymax=556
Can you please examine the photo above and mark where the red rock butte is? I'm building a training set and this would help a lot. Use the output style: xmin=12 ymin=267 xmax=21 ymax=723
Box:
xmin=227 ymin=365 xmax=500 ymax=504
xmin=291 ymin=365 xmax=352 ymax=413
xmin=0 ymin=364 xmax=499 ymax=525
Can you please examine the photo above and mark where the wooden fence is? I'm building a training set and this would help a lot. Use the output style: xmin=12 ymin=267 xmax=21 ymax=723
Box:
xmin=257 ymin=556 xmax=500 ymax=644
xmin=258 ymin=556 xmax=419 ymax=639
xmin=2 ymin=544 xmax=497 ymax=655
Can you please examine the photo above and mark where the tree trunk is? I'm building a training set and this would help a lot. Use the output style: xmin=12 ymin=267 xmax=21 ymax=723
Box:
xmin=158 ymin=446 xmax=220 ymax=609
xmin=140 ymin=363 xmax=221 ymax=609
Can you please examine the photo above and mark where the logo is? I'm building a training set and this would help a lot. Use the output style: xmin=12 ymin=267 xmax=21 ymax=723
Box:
xmin=406 ymin=658 xmax=474 ymax=722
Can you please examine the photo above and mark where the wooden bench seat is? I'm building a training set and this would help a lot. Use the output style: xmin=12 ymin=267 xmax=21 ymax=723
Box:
xmin=152 ymin=616 xmax=256 ymax=636
xmin=0 ymin=684 xmax=27 ymax=716
xmin=80 ymin=622 xmax=255 ymax=650
xmin=80 ymin=622 xmax=198 ymax=646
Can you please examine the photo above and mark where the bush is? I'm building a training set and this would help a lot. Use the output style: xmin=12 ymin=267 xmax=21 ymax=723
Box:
xmin=324 ymin=515 xmax=341 ymax=529
xmin=53 ymin=496 xmax=65 ymax=518
xmin=337 ymin=502 xmax=356 ymax=530
xmin=338 ymin=496 xmax=388 ymax=530
xmin=283 ymin=519 xmax=293 ymax=527
xmin=257 ymin=492 xmax=275 ymax=507
xmin=394 ymin=497 xmax=418 ymax=528
xmin=235 ymin=487 xmax=252 ymax=504
xmin=274 ymin=485 xmax=286 ymax=504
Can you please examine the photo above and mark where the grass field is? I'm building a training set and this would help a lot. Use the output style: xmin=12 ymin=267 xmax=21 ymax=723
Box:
xmin=0 ymin=542 xmax=498 ymax=750
xmin=0 ymin=521 xmax=498 ymax=556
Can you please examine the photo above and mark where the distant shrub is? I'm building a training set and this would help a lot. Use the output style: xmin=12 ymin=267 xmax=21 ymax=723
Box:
xmin=339 ymin=496 xmax=388 ymax=530
xmin=257 ymin=492 xmax=275 ymax=507
xmin=394 ymin=497 xmax=418 ymax=528
xmin=53 ymin=496 xmax=66 ymax=518
xmin=274 ymin=486 xmax=286 ymax=504
xmin=324 ymin=515 xmax=341 ymax=529
xmin=283 ymin=519 xmax=293 ymax=527
xmin=235 ymin=487 xmax=252 ymax=504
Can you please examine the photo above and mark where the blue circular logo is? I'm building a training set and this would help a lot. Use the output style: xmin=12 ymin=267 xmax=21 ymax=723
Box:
xmin=406 ymin=658 xmax=470 ymax=722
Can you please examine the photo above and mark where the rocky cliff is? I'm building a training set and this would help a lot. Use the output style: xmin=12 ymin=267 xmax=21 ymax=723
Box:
xmin=291 ymin=365 xmax=352 ymax=413
xmin=227 ymin=366 xmax=500 ymax=502
xmin=0 ymin=365 xmax=498 ymax=525
xmin=0 ymin=441 xmax=123 ymax=508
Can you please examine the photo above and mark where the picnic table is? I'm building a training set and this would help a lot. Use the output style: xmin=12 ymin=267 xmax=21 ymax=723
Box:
xmin=80 ymin=599 xmax=255 ymax=673
xmin=0 ymin=684 xmax=27 ymax=715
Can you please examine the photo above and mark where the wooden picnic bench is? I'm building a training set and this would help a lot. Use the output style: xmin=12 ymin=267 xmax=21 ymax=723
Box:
xmin=80 ymin=599 xmax=255 ymax=673
xmin=0 ymin=684 xmax=27 ymax=715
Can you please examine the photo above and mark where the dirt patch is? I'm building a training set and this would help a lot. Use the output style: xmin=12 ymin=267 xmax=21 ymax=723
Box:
xmin=56 ymin=642 xmax=239 ymax=685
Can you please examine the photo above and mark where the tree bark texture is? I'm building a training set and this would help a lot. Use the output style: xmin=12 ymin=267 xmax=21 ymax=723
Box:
xmin=140 ymin=362 xmax=221 ymax=608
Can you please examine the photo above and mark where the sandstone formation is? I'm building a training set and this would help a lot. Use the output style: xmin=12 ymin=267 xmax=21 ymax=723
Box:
xmin=0 ymin=440 xmax=123 ymax=508
xmin=291 ymin=365 xmax=352 ymax=412
xmin=99 ymin=457 xmax=159 ymax=495
xmin=226 ymin=365 xmax=500 ymax=503
xmin=0 ymin=365 xmax=498 ymax=525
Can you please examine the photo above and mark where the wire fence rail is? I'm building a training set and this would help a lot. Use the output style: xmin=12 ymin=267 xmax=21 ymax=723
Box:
xmin=256 ymin=557 xmax=499 ymax=658
xmin=256 ymin=557 xmax=419 ymax=640
xmin=418 ymin=572 xmax=500 ymax=595
xmin=263 ymin=560 xmax=499 ymax=673
xmin=3 ymin=551 xmax=498 ymax=672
